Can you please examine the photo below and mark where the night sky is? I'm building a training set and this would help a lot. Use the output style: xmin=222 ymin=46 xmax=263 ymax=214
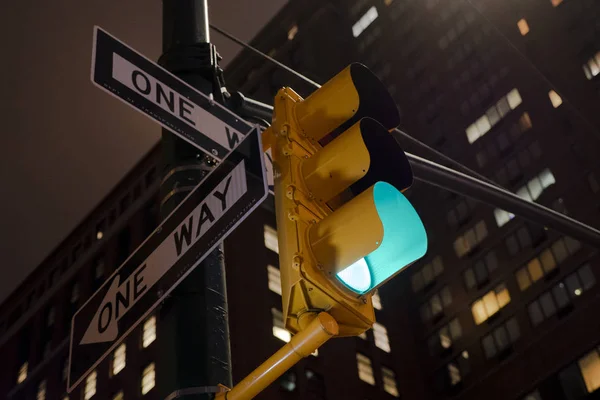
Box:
xmin=0 ymin=0 xmax=287 ymax=302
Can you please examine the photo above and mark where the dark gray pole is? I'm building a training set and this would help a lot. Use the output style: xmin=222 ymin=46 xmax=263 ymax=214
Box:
xmin=157 ymin=0 xmax=232 ymax=397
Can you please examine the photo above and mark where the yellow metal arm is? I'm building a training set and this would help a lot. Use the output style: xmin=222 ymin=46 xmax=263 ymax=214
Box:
xmin=216 ymin=312 xmax=339 ymax=400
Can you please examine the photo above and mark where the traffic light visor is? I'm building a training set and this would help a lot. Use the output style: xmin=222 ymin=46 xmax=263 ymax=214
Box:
xmin=336 ymin=182 xmax=428 ymax=294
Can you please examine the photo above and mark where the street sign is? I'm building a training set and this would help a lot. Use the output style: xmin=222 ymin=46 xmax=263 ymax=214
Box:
xmin=68 ymin=128 xmax=267 ymax=392
xmin=91 ymin=26 xmax=253 ymax=160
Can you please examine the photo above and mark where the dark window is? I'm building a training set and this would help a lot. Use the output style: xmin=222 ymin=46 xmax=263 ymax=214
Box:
xmin=280 ymin=370 xmax=297 ymax=392
xmin=116 ymin=227 xmax=131 ymax=265
xmin=145 ymin=167 xmax=157 ymax=188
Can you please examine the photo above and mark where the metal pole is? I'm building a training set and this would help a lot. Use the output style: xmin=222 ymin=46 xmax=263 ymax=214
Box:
xmin=158 ymin=0 xmax=232 ymax=397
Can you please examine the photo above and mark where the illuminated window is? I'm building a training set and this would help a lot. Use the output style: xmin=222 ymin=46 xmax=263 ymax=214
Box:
xmin=465 ymin=89 xmax=522 ymax=143
xmin=359 ymin=331 xmax=368 ymax=340
xmin=352 ymin=6 xmax=379 ymax=38
xmin=523 ymin=390 xmax=542 ymax=400
xmin=583 ymin=52 xmax=600 ymax=80
xmin=264 ymin=225 xmax=279 ymax=254
xmin=382 ymin=367 xmax=400 ymax=397
xmin=142 ymin=315 xmax=156 ymax=348
xmin=96 ymin=231 xmax=104 ymax=240
xmin=412 ymin=256 xmax=444 ymax=292
xmin=267 ymin=265 xmax=282 ymax=295
xmin=428 ymin=318 xmax=462 ymax=355
xmin=84 ymin=370 xmax=97 ymax=400
xmin=272 ymin=308 xmax=291 ymax=343
xmin=37 ymin=380 xmax=46 ymax=400
xmin=287 ymin=25 xmax=298 ymax=40
xmin=454 ymin=221 xmax=488 ymax=257
xmin=481 ymin=317 xmax=520 ymax=358
xmin=373 ymin=322 xmax=391 ymax=353
xmin=372 ymin=291 xmax=382 ymax=310
xmin=113 ymin=391 xmax=124 ymax=400
xmin=549 ymin=90 xmax=562 ymax=108
xmin=551 ymin=0 xmax=563 ymax=6
xmin=384 ymin=0 xmax=393 ymax=5
xmin=141 ymin=363 xmax=155 ymax=395
xmin=356 ymin=353 xmax=375 ymax=385
xmin=517 ymin=19 xmax=530 ymax=36
xmin=578 ymin=349 xmax=600 ymax=393
xmin=472 ymin=283 xmax=511 ymax=325
xmin=445 ymin=351 xmax=470 ymax=386
xmin=17 ymin=362 xmax=28 ymax=384
xmin=112 ymin=343 xmax=126 ymax=376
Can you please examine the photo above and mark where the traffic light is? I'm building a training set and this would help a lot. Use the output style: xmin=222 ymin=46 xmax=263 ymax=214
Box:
xmin=269 ymin=63 xmax=428 ymax=337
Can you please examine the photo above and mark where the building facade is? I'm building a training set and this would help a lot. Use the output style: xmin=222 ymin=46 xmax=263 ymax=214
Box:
xmin=2 ymin=0 xmax=600 ymax=400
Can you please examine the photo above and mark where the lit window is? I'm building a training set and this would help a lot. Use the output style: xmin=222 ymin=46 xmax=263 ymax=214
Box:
xmin=549 ymin=90 xmax=562 ymax=108
xmin=471 ymin=283 xmax=511 ymax=325
xmin=272 ymin=308 xmax=291 ymax=343
xmin=71 ymin=283 xmax=80 ymax=304
xmin=517 ymin=19 xmax=530 ymax=36
xmin=267 ymin=265 xmax=282 ymax=295
xmin=359 ymin=331 xmax=368 ymax=340
xmin=352 ymin=6 xmax=379 ymax=38
xmin=372 ymin=291 xmax=382 ymax=310
xmin=84 ymin=370 xmax=97 ymax=400
xmin=579 ymin=349 xmax=600 ymax=393
xmin=113 ymin=391 xmax=124 ymax=400
xmin=287 ymin=25 xmax=298 ymax=40
xmin=384 ymin=0 xmax=393 ymax=5
xmin=96 ymin=231 xmax=104 ymax=240
xmin=264 ymin=225 xmax=279 ymax=254
xmin=142 ymin=315 xmax=156 ymax=348
xmin=63 ymin=396 xmax=70 ymax=400
xmin=429 ymin=318 xmax=462 ymax=354
xmin=551 ymin=0 xmax=563 ymax=6
xmin=37 ymin=380 xmax=46 ymax=400
xmin=112 ymin=343 xmax=126 ymax=376
xmin=465 ymin=89 xmax=522 ymax=143
xmin=141 ymin=363 xmax=155 ymax=395
xmin=454 ymin=221 xmax=488 ymax=258
xmin=524 ymin=390 xmax=542 ymax=400
xmin=17 ymin=362 xmax=28 ymax=384
xmin=583 ymin=52 xmax=600 ymax=80
xmin=356 ymin=353 xmax=375 ymax=385
xmin=494 ymin=209 xmax=515 ymax=227
xmin=373 ymin=322 xmax=391 ymax=353
xmin=382 ymin=367 xmax=400 ymax=397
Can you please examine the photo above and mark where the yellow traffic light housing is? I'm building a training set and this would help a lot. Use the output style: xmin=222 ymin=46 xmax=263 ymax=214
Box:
xmin=268 ymin=63 xmax=428 ymax=336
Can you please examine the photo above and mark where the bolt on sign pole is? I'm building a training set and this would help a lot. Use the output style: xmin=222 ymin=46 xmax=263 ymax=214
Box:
xmin=158 ymin=0 xmax=232 ymax=396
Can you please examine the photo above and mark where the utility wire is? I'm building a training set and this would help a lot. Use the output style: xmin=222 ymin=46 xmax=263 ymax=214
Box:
xmin=210 ymin=24 xmax=496 ymax=185
xmin=210 ymin=23 xmax=600 ymax=246
xmin=464 ymin=0 xmax=600 ymax=138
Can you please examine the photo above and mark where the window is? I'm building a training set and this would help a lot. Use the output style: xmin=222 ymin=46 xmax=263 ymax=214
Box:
xmin=352 ymin=6 xmax=379 ymax=38
xmin=267 ymin=265 xmax=282 ymax=295
xmin=444 ymin=352 xmax=470 ymax=387
xmin=549 ymin=90 xmax=562 ymax=108
xmin=578 ymin=348 xmax=600 ymax=393
xmin=84 ymin=370 xmax=97 ymax=400
xmin=96 ymin=230 xmax=104 ymax=240
xmin=447 ymin=199 xmax=474 ymax=228
xmin=37 ymin=380 xmax=46 ymax=400
xmin=280 ymin=370 xmax=296 ymax=391
xmin=481 ymin=317 xmax=520 ymax=359
xmin=17 ymin=361 xmax=28 ymax=384
xmin=465 ymin=89 xmax=522 ymax=143
xmin=287 ymin=24 xmax=298 ymax=40
xmin=141 ymin=363 xmax=155 ymax=395
xmin=113 ymin=391 xmax=124 ymax=400
xmin=264 ymin=225 xmax=279 ymax=254
xmin=71 ymin=282 xmax=80 ymax=304
xmin=505 ymin=226 xmax=535 ymax=256
xmin=356 ymin=353 xmax=375 ymax=385
xmin=472 ymin=283 xmax=511 ymax=324
xmin=551 ymin=0 xmax=563 ymax=6
xmin=142 ymin=315 xmax=156 ymax=348
xmin=382 ymin=367 xmax=400 ymax=397
xmin=523 ymin=390 xmax=542 ymax=400
xmin=516 ymin=237 xmax=581 ymax=291
xmin=428 ymin=318 xmax=462 ymax=355
xmin=421 ymin=287 xmax=452 ymax=322
xmin=373 ymin=322 xmax=391 ymax=353
xmin=517 ymin=19 xmax=530 ymax=36
xmin=411 ymin=256 xmax=444 ymax=292
xmin=454 ymin=221 xmax=488 ymax=257
xmin=112 ymin=343 xmax=126 ymax=376
xmin=372 ymin=291 xmax=382 ymax=310
xmin=583 ymin=51 xmax=600 ymax=80
xmin=272 ymin=308 xmax=291 ymax=343
xmin=464 ymin=251 xmax=498 ymax=290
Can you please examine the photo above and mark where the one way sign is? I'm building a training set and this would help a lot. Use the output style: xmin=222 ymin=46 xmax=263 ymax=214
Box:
xmin=68 ymin=129 xmax=267 ymax=392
